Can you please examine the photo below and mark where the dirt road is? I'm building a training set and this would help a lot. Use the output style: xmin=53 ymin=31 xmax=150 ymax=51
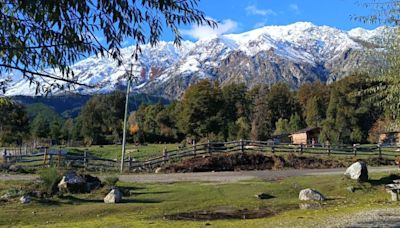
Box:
xmin=0 ymin=166 xmax=397 ymax=183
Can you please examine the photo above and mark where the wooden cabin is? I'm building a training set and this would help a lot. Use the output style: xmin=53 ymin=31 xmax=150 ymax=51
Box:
xmin=379 ymin=131 xmax=400 ymax=145
xmin=290 ymin=127 xmax=321 ymax=145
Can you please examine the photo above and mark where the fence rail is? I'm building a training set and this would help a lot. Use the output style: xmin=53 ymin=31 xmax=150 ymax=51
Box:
xmin=2 ymin=141 xmax=400 ymax=172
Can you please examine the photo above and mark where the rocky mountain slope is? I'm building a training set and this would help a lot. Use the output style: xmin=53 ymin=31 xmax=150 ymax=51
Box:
xmin=6 ymin=22 xmax=389 ymax=99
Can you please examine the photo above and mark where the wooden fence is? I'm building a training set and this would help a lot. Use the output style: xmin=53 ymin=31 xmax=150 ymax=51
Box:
xmin=2 ymin=140 xmax=400 ymax=172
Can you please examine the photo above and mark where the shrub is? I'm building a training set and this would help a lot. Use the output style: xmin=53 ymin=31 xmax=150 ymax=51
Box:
xmin=104 ymin=176 xmax=119 ymax=187
xmin=38 ymin=167 xmax=62 ymax=195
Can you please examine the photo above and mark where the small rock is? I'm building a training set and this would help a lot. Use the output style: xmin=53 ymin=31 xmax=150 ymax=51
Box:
xmin=0 ymin=193 xmax=11 ymax=201
xmin=20 ymin=195 xmax=31 ymax=204
xmin=30 ymin=190 xmax=45 ymax=198
xmin=299 ymin=203 xmax=322 ymax=210
xmin=8 ymin=165 xmax=23 ymax=172
xmin=104 ymin=188 xmax=122 ymax=203
xmin=154 ymin=167 xmax=162 ymax=174
xmin=344 ymin=161 xmax=368 ymax=181
xmin=299 ymin=188 xmax=326 ymax=201
xmin=347 ymin=186 xmax=356 ymax=193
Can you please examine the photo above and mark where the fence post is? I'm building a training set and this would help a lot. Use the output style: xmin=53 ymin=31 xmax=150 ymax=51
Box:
xmin=271 ymin=145 xmax=275 ymax=154
xmin=192 ymin=139 xmax=197 ymax=157
xmin=240 ymin=139 xmax=244 ymax=153
xmin=353 ymin=144 xmax=357 ymax=157
xmin=83 ymin=150 xmax=88 ymax=170
xmin=128 ymin=156 xmax=132 ymax=171
xmin=2 ymin=149 xmax=7 ymax=164
xmin=300 ymin=144 xmax=304 ymax=155
xmin=207 ymin=140 xmax=211 ymax=155
xmin=24 ymin=145 xmax=27 ymax=155
xmin=378 ymin=144 xmax=382 ymax=159
xmin=163 ymin=147 xmax=168 ymax=164
xmin=58 ymin=150 xmax=62 ymax=167
xmin=43 ymin=147 xmax=48 ymax=165
xmin=49 ymin=154 xmax=53 ymax=167
xmin=327 ymin=143 xmax=331 ymax=156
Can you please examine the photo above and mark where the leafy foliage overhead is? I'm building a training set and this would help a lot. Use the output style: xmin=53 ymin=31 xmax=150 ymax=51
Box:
xmin=0 ymin=0 xmax=216 ymax=93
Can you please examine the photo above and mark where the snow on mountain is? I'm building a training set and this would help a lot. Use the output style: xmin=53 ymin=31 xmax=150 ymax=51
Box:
xmin=5 ymin=22 xmax=389 ymax=98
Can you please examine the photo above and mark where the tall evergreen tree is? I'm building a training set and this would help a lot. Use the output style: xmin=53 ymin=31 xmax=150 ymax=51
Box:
xmin=177 ymin=80 xmax=224 ymax=140
xmin=0 ymin=100 xmax=29 ymax=145
xmin=31 ymin=113 xmax=50 ymax=140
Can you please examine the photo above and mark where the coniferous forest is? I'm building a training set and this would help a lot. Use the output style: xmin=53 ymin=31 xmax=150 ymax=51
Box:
xmin=0 ymin=72 xmax=389 ymax=146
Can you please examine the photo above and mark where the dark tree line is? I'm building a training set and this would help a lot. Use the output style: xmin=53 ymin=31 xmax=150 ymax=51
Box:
xmin=129 ymin=73 xmax=384 ymax=145
xmin=0 ymin=73 xmax=388 ymax=146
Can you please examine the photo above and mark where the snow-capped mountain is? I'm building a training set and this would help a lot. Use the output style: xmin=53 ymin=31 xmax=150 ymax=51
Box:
xmin=5 ymin=22 xmax=390 ymax=99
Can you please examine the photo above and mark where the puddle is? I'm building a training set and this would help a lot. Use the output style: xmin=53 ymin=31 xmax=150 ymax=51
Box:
xmin=163 ymin=207 xmax=274 ymax=221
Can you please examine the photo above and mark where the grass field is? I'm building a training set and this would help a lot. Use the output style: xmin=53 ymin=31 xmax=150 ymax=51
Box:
xmin=63 ymin=143 xmax=181 ymax=161
xmin=0 ymin=171 xmax=399 ymax=227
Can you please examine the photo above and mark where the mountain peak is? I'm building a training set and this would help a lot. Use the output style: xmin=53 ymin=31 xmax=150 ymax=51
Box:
xmin=6 ymin=22 xmax=388 ymax=98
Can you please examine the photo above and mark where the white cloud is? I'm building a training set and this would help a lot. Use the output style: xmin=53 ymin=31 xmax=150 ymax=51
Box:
xmin=245 ymin=5 xmax=276 ymax=16
xmin=181 ymin=19 xmax=239 ymax=40
xmin=289 ymin=4 xmax=301 ymax=14
xmin=254 ymin=20 xmax=268 ymax=29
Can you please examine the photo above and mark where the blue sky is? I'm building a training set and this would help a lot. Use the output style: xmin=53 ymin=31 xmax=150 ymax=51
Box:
xmin=161 ymin=0 xmax=380 ymax=42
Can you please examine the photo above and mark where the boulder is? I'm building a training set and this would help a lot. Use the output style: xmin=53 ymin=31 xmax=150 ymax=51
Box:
xmin=346 ymin=186 xmax=356 ymax=193
xmin=19 ymin=195 xmax=31 ymax=204
xmin=58 ymin=171 xmax=101 ymax=193
xmin=154 ymin=167 xmax=162 ymax=174
xmin=299 ymin=188 xmax=326 ymax=201
xmin=104 ymin=188 xmax=122 ymax=204
xmin=8 ymin=165 xmax=25 ymax=173
xmin=82 ymin=174 xmax=102 ymax=192
xmin=0 ymin=193 xmax=11 ymax=202
xmin=344 ymin=161 xmax=368 ymax=181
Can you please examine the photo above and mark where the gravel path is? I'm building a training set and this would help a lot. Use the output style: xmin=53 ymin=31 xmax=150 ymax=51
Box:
xmin=0 ymin=166 xmax=397 ymax=183
xmin=328 ymin=208 xmax=400 ymax=228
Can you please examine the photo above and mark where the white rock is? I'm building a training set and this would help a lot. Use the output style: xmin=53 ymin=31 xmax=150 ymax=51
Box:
xmin=154 ymin=167 xmax=162 ymax=174
xmin=104 ymin=188 xmax=122 ymax=204
xmin=344 ymin=161 xmax=368 ymax=181
xmin=20 ymin=195 xmax=31 ymax=204
xmin=299 ymin=188 xmax=326 ymax=201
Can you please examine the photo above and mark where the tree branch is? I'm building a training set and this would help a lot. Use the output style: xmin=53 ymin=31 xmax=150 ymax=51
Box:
xmin=0 ymin=64 xmax=94 ymax=88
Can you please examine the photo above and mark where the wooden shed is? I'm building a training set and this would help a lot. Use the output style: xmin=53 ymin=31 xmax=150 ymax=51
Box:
xmin=379 ymin=131 xmax=400 ymax=145
xmin=290 ymin=127 xmax=321 ymax=145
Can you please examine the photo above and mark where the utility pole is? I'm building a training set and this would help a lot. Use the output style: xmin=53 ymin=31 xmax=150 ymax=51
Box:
xmin=120 ymin=64 xmax=134 ymax=173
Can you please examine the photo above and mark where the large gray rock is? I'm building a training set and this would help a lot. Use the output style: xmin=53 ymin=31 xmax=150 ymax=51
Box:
xmin=104 ymin=188 xmax=122 ymax=204
xmin=299 ymin=188 xmax=326 ymax=201
xmin=19 ymin=195 xmax=31 ymax=204
xmin=57 ymin=171 xmax=101 ymax=193
xmin=58 ymin=171 xmax=86 ymax=193
xmin=344 ymin=161 xmax=368 ymax=181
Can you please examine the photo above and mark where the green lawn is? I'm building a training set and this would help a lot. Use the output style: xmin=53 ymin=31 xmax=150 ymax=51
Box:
xmin=0 ymin=172 xmax=399 ymax=227
xmin=63 ymin=143 xmax=182 ymax=161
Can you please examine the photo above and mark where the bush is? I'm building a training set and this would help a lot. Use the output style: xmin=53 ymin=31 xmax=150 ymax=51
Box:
xmin=104 ymin=176 xmax=119 ymax=187
xmin=38 ymin=167 xmax=62 ymax=195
